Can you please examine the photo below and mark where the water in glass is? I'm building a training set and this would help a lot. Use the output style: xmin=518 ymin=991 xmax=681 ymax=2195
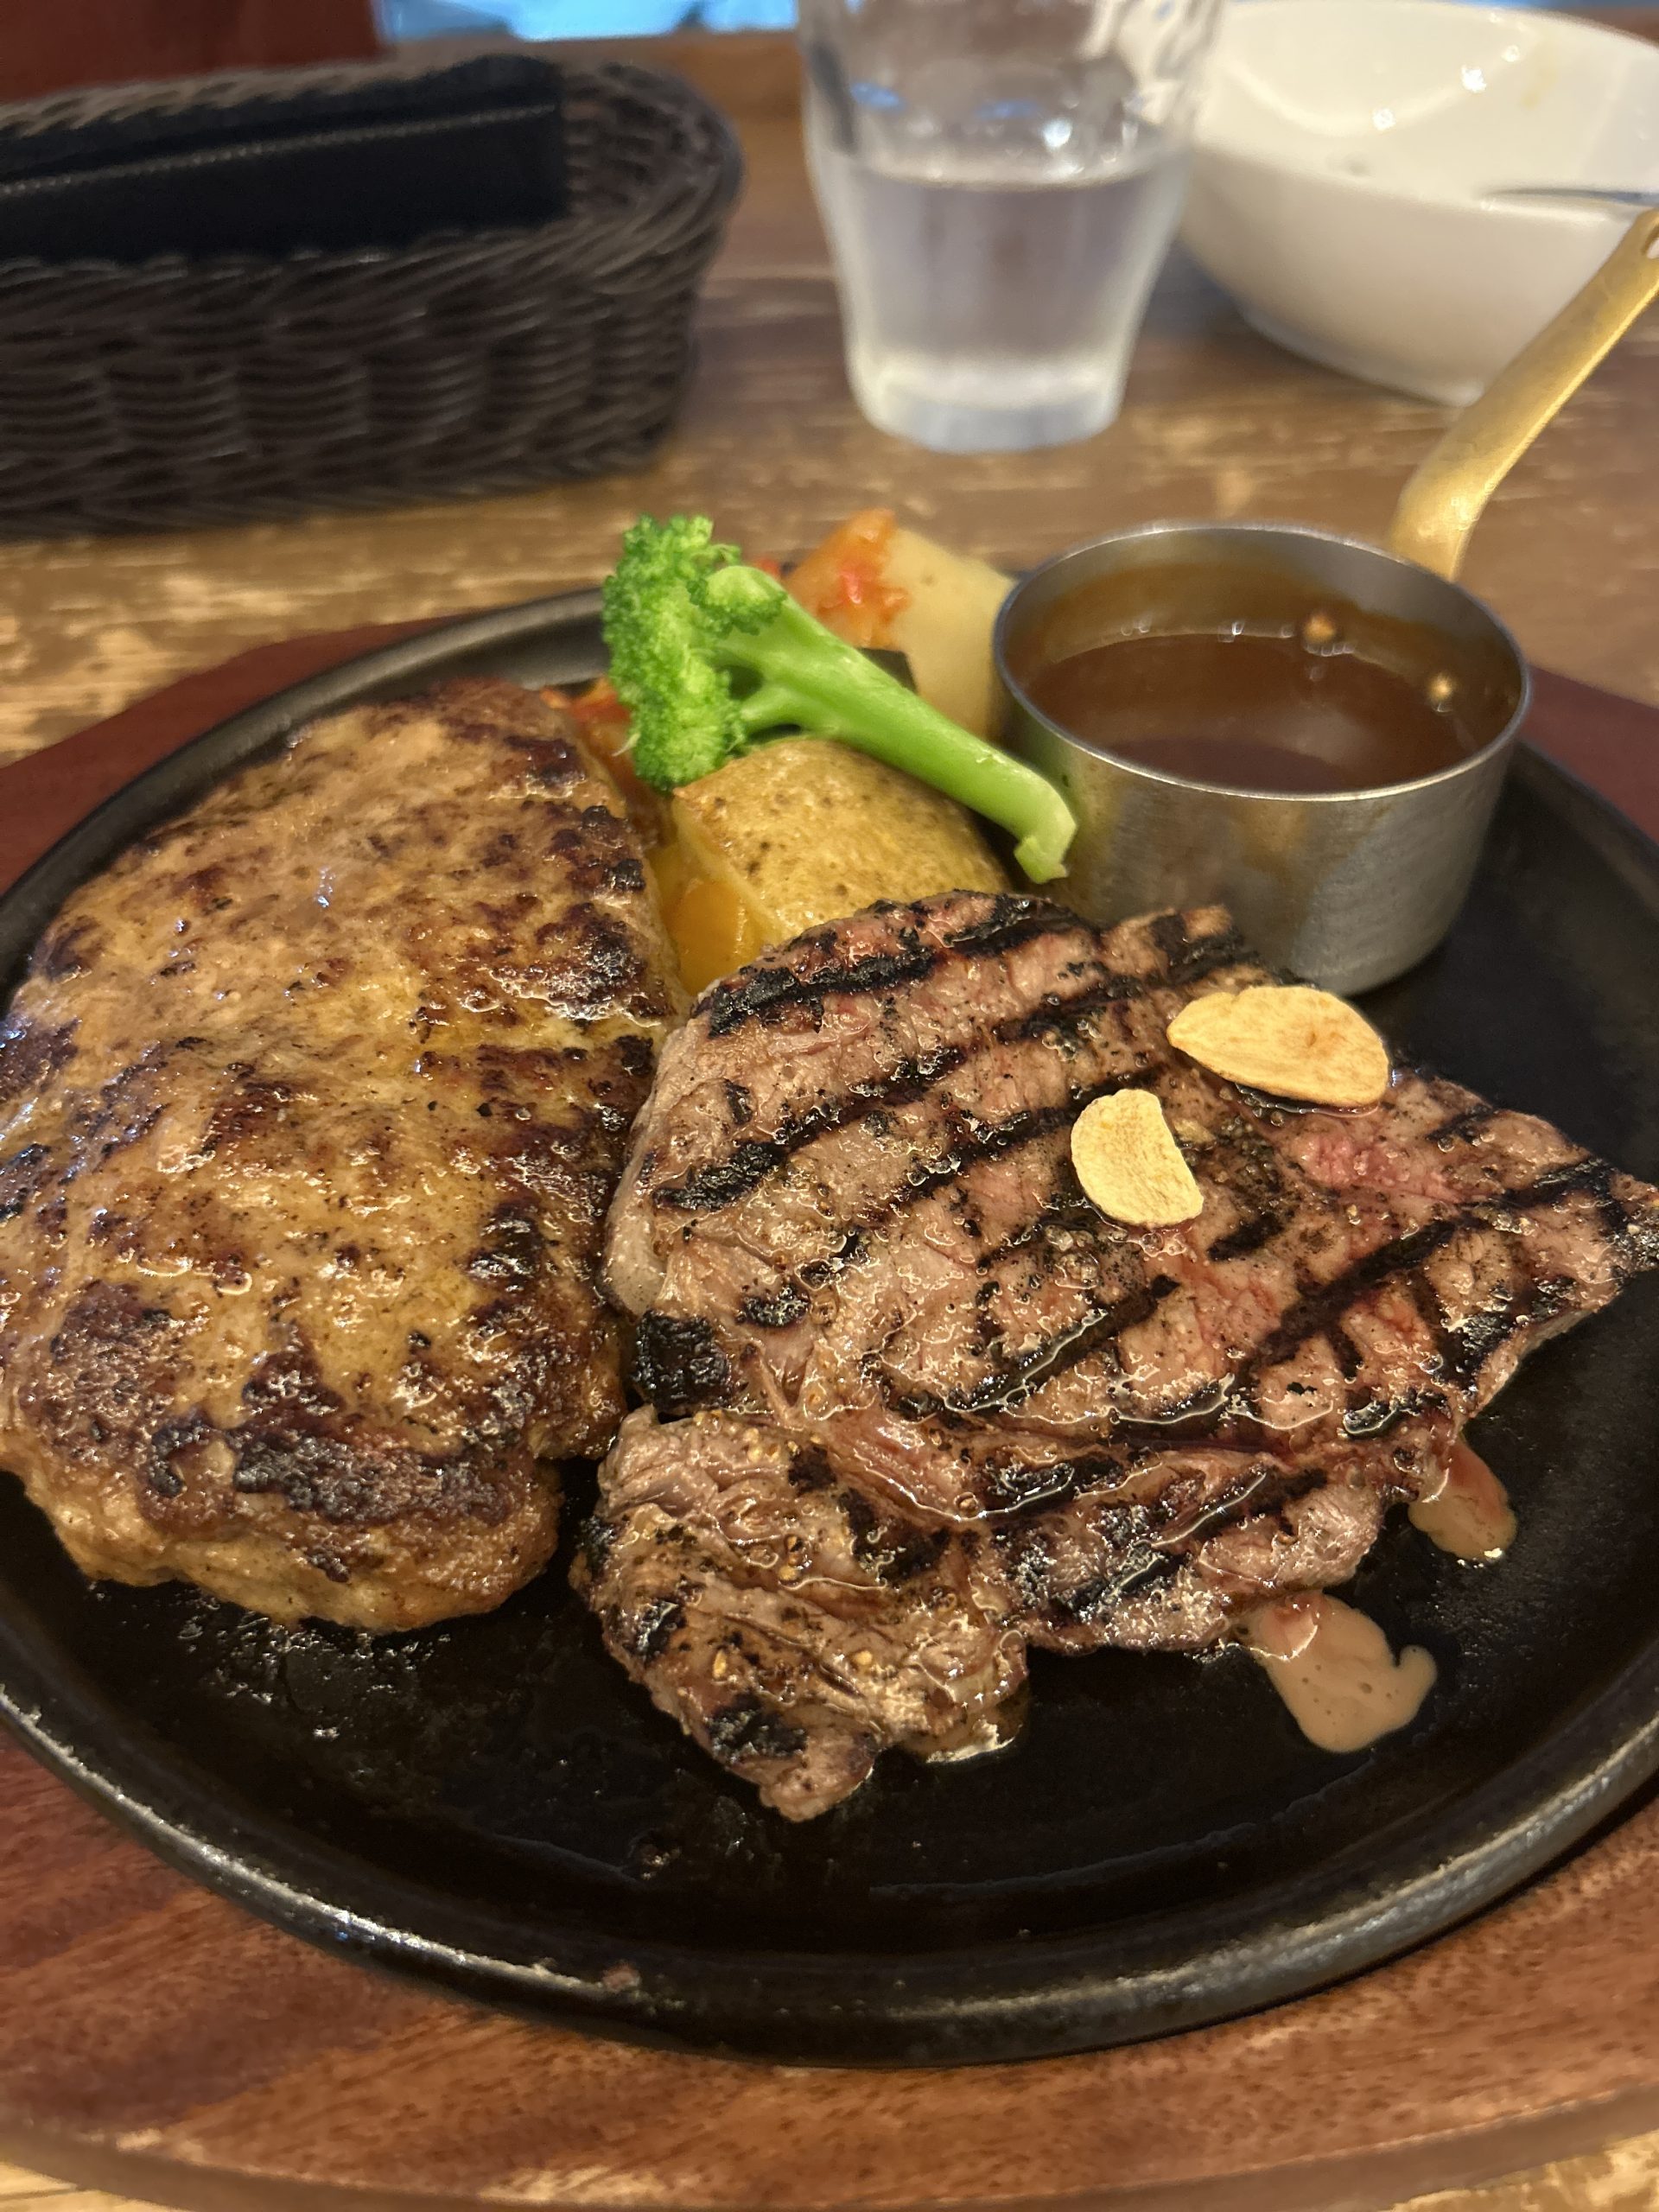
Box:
xmin=802 ymin=8 xmax=1219 ymax=452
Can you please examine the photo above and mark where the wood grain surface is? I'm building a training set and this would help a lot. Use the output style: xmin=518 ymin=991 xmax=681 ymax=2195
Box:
xmin=9 ymin=2131 xmax=1659 ymax=2212
xmin=2 ymin=23 xmax=1657 ymax=775
xmin=5 ymin=22 xmax=1659 ymax=2212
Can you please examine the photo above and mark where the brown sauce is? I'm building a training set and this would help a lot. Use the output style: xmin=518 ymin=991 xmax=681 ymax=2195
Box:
xmin=1236 ymin=1593 xmax=1437 ymax=1751
xmin=1409 ymin=1440 xmax=1516 ymax=1562
xmin=1024 ymin=628 xmax=1476 ymax=794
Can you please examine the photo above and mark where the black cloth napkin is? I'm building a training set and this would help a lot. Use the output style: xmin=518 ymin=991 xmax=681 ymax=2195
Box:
xmin=0 ymin=54 xmax=567 ymax=263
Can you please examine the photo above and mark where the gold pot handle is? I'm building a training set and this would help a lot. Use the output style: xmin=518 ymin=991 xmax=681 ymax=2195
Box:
xmin=1387 ymin=205 xmax=1659 ymax=582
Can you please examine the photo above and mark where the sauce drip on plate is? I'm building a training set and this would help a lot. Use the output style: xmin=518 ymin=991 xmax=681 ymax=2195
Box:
xmin=912 ymin=1679 xmax=1030 ymax=1764
xmin=1236 ymin=1594 xmax=1437 ymax=1751
xmin=1409 ymin=1440 xmax=1516 ymax=1562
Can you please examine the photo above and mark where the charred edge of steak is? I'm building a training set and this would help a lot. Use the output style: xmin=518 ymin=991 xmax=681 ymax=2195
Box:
xmin=696 ymin=895 xmax=1092 ymax=1042
xmin=628 ymin=1311 xmax=735 ymax=1420
xmin=1144 ymin=910 xmax=1256 ymax=986
xmin=577 ymin=1511 xmax=616 ymax=1580
xmin=700 ymin=925 xmax=937 ymax=1038
xmin=940 ymin=893 xmax=1090 ymax=959
xmin=706 ymin=1692 xmax=810 ymax=1765
xmin=1229 ymin=1155 xmax=1643 ymax=1410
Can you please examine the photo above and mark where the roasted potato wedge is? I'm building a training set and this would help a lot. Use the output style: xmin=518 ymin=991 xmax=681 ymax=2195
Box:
xmin=788 ymin=509 xmax=1012 ymax=738
xmin=882 ymin=528 xmax=1014 ymax=740
xmin=671 ymin=737 xmax=1009 ymax=946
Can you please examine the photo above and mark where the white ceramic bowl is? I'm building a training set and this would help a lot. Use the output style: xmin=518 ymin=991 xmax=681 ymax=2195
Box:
xmin=1182 ymin=0 xmax=1659 ymax=404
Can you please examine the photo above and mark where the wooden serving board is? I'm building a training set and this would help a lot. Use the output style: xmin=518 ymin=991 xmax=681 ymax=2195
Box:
xmin=3 ymin=633 xmax=1659 ymax=2212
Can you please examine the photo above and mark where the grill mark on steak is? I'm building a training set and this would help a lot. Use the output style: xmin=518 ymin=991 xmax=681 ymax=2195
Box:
xmin=1404 ymin=1267 xmax=1519 ymax=1392
xmin=1429 ymin=1101 xmax=1500 ymax=1148
xmin=869 ymin=1151 xmax=1622 ymax=1451
xmin=870 ymin=1274 xmax=1181 ymax=1421
xmin=651 ymin=1043 xmax=969 ymax=1213
xmin=970 ymin=1375 xmax=1268 ymax=1513
xmin=739 ymin=1284 xmax=811 ymax=1329
xmin=979 ymin=1446 xmax=1140 ymax=1515
xmin=791 ymin=1073 xmax=1154 ymax=1294
xmin=1025 ymin=1459 xmax=1329 ymax=1626
xmin=1506 ymin=1154 xmax=1636 ymax=1221
xmin=653 ymin=977 xmax=1168 ymax=1219
xmin=575 ymin=1407 xmax=1027 ymax=1819
xmin=701 ymin=928 xmax=938 ymax=1038
xmin=841 ymin=1485 xmax=952 ymax=1583
xmin=1238 ymin=1221 xmax=1483 ymax=1400
xmin=1041 ymin=1541 xmax=1181 ymax=1623
xmin=652 ymin=996 xmax=1153 ymax=1223
xmin=940 ymin=893 xmax=1090 ymax=957
xmin=655 ymin=941 xmax=1247 ymax=1223
xmin=1340 ymin=1383 xmax=1445 ymax=1439
xmin=976 ymin=1182 xmax=1100 ymax=1268
xmin=0 ymin=1143 xmax=51 ymax=1224
xmin=1145 ymin=910 xmax=1255 ymax=984
xmin=1205 ymin=1211 xmax=1287 ymax=1263
xmin=997 ymin=973 xmax=1147 ymax=1040
xmin=1233 ymin=1155 xmax=1644 ymax=1411
xmin=1518 ymin=1153 xmax=1657 ymax=1259
xmin=697 ymin=895 xmax=1100 ymax=1042
xmin=0 ymin=1019 xmax=76 ymax=1107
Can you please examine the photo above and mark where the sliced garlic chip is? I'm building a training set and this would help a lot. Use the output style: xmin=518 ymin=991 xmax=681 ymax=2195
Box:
xmin=1166 ymin=984 xmax=1390 ymax=1108
xmin=1071 ymin=1090 xmax=1203 ymax=1228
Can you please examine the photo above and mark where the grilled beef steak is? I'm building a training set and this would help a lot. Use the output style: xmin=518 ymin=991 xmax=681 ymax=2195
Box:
xmin=588 ymin=891 xmax=1659 ymax=1814
xmin=574 ymin=1408 xmax=1023 ymax=1820
xmin=0 ymin=677 xmax=679 ymax=1629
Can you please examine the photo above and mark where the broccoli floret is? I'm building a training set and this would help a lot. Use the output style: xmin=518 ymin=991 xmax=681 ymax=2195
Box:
xmin=601 ymin=513 xmax=1076 ymax=883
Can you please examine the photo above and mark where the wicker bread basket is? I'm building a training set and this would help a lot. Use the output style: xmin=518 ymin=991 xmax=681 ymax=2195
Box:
xmin=0 ymin=56 xmax=743 ymax=535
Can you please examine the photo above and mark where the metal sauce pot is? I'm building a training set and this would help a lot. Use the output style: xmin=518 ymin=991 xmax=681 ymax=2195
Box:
xmin=996 ymin=207 xmax=1659 ymax=995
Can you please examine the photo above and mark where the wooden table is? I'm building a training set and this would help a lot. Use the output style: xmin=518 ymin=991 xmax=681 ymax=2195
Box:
xmin=3 ymin=24 xmax=1659 ymax=2212
xmin=3 ymin=27 xmax=1659 ymax=771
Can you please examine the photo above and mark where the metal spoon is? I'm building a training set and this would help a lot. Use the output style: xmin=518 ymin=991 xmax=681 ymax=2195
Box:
xmin=1483 ymin=185 xmax=1659 ymax=211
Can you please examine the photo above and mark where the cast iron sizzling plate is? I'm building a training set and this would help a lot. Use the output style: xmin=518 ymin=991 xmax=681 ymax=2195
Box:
xmin=1 ymin=592 xmax=1657 ymax=2069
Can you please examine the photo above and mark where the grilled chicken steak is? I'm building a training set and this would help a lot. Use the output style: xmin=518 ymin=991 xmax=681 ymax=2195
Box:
xmin=588 ymin=892 xmax=1659 ymax=1815
xmin=0 ymin=677 xmax=679 ymax=1629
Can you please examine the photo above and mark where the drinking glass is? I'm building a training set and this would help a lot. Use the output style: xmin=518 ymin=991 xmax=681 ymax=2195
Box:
xmin=799 ymin=0 xmax=1224 ymax=453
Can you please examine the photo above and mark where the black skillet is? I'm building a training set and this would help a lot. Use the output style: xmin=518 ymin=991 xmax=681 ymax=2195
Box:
xmin=0 ymin=591 xmax=1656 ymax=2068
